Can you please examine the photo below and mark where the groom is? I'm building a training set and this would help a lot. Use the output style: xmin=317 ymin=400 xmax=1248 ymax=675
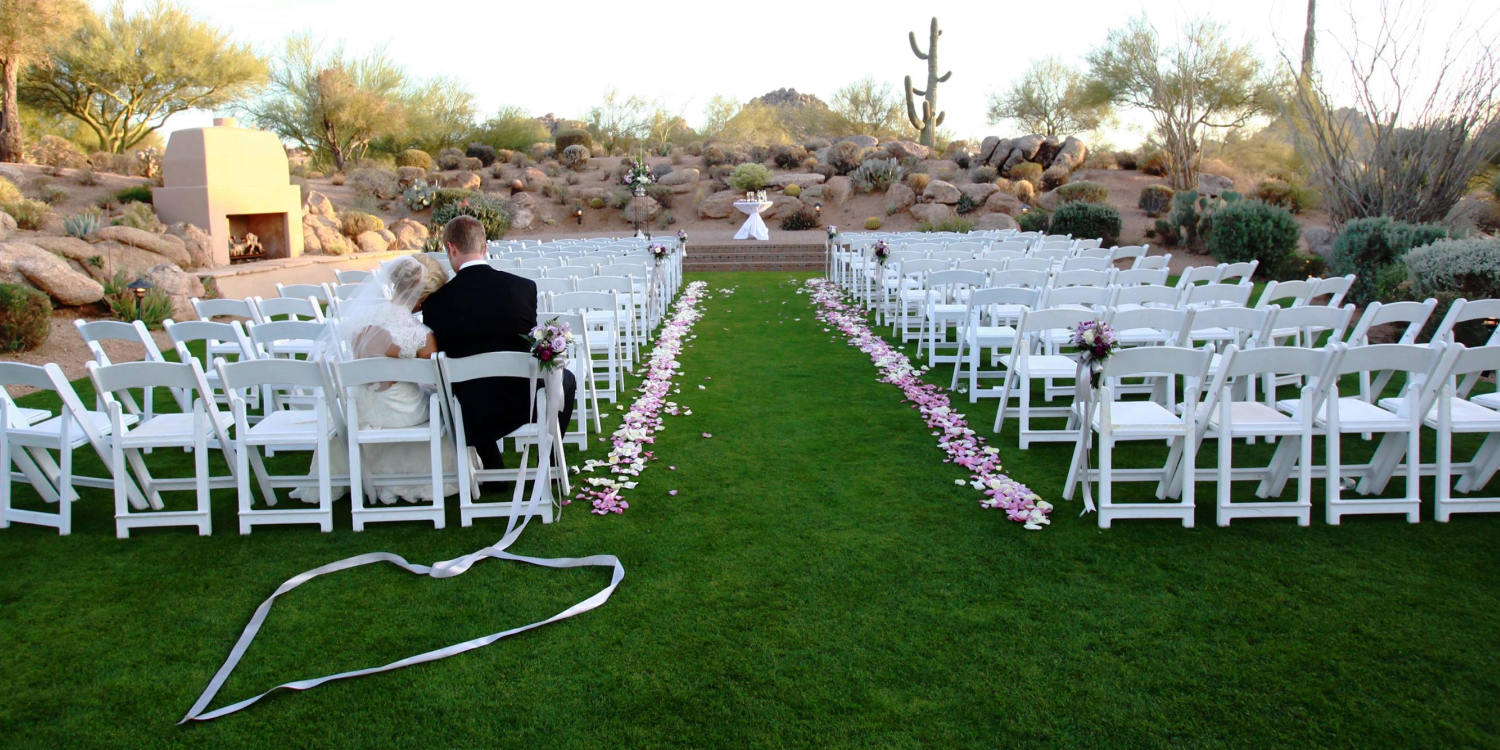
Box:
xmin=421 ymin=216 xmax=576 ymax=472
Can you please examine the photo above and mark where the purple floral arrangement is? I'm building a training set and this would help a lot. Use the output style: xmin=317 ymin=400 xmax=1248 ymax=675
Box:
xmin=677 ymin=229 xmax=687 ymax=242
xmin=649 ymin=243 xmax=673 ymax=264
xmin=1070 ymin=320 xmax=1118 ymax=362
xmin=524 ymin=318 xmax=575 ymax=371
xmin=871 ymin=239 xmax=891 ymax=265
xmin=622 ymin=160 xmax=653 ymax=188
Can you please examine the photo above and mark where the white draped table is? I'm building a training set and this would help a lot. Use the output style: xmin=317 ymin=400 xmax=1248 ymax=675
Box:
xmin=733 ymin=200 xmax=774 ymax=241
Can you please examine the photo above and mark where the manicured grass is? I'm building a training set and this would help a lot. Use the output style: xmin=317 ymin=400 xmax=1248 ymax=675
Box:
xmin=1 ymin=272 xmax=1498 ymax=747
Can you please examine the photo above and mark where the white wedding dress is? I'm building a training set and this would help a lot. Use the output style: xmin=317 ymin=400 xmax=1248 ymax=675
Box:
xmin=293 ymin=301 xmax=458 ymax=505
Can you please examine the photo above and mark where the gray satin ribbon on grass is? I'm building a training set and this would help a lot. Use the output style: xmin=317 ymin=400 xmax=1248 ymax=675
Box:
xmin=181 ymin=367 xmax=620 ymax=723
xmin=1068 ymin=355 xmax=1106 ymax=515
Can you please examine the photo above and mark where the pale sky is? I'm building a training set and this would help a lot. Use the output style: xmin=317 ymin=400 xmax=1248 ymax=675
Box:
xmin=135 ymin=0 xmax=1485 ymax=149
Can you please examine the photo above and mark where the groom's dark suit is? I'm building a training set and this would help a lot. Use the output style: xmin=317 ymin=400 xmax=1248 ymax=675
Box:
xmin=422 ymin=262 xmax=576 ymax=470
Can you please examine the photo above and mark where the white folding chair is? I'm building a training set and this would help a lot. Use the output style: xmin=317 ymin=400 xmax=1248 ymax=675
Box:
xmin=1305 ymin=274 xmax=1355 ymax=307
xmin=995 ymin=307 xmax=1101 ymax=447
xmin=1132 ymin=253 xmax=1171 ymax=271
xmin=951 ymin=287 xmax=1038 ymax=401
xmin=552 ymin=291 xmax=625 ymax=403
xmin=1175 ymin=264 xmax=1222 ymax=289
xmin=335 ymin=269 xmax=373 ymax=284
xmin=216 ymin=358 xmax=342 ymax=533
xmin=1059 ymin=256 xmax=1111 ymax=272
xmin=1184 ymin=283 xmax=1252 ymax=309
xmin=1217 ymin=261 xmax=1258 ymax=286
xmin=1113 ymin=268 xmax=1171 ymax=288
xmin=86 ymin=359 xmax=235 ymax=537
xmin=335 ymin=357 xmax=451 ymax=530
xmin=1347 ymin=299 xmax=1438 ymax=402
xmin=1430 ymin=345 xmax=1500 ymax=520
xmin=193 ymin=297 xmax=262 ymax=325
xmin=1110 ymin=245 xmax=1148 ymax=266
xmin=1005 ymin=257 xmax=1053 ymax=273
xmin=1062 ymin=346 xmax=1214 ymax=528
xmin=920 ymin=269 xmax=988 ymax=366
xmin=1112 ymin=284 xmax=1181 ymax=313
xmin=74 ymin=319 xmax=178 ymax=415
xmin=164 ymin=319 xmax=255 ymax=410
xmin=1253 ymin=279 xmax=1315 ymax=310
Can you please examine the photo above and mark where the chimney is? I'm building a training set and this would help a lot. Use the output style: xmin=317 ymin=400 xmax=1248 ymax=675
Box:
xmin=213 ymin=117 xmax=238 ymax=128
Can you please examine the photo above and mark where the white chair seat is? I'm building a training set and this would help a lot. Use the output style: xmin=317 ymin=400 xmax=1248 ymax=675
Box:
xmin=1278 ymin=396 xmax=1405 ymax=431
xmin=351 ymin=424 xmax=434 ymax=443
xmin=1379 ymin=396 xmax=1500 ymax=428
xmin=971 ymin=326 xmax=1017 ymax=346
xmin=123 ymin=412 xmax=234 ymax=445
xmin=926 ymin=303 xmax=967 ymax=318
xmin=1003 ymin=354 xmax=1077 ymax=378
xmin=1470 ymin=392 xmax=1500 ymax=410
xmin=1116 ymin=328 xmax=1171 ymax=345
xmin=242 ymin=409 xmax=322 ymax=445
xmin=12 ymin=406 xmax=52 ymax=426
xmin=11 ymin=411 xmax=137 ymax=448
xmin=1092 ymin=401 xmax=1185 ymax=432
xmin=1206 ymin=401 xmax=1298 ymax=430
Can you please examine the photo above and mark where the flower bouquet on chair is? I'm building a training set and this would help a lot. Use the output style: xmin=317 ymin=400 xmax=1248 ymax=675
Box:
xmin=648 ymin=242 xmax=673 ymax=266
xmin=870 ymin=239 xmax=890 ymax=266
xmin=1068 ymin=319 xmax=1117 ymax=387
xmin=525 ymin=318 xmax=575 ymax=371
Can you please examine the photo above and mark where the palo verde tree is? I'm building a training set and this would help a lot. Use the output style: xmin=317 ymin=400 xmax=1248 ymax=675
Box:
xmin=21 ymin=0 xmax=265 ymax=153
xmin=987 ymin=57 xmax=1110 ymax=136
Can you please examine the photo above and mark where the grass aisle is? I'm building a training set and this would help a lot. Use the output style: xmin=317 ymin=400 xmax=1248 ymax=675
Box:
xmin=0 ymin=272 xmax=1497 ymax=747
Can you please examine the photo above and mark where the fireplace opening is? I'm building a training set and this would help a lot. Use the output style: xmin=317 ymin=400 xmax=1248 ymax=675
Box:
xmin=228 ymin=213 xmax=290 ymax=264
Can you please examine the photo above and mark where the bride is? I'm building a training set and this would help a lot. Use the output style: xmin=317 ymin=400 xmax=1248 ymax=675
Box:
xmin=294 ymin=254 xmax=458 ymax=505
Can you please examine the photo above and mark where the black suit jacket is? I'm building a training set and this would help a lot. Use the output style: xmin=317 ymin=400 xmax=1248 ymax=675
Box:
xmin=421 ymin=264 xmax=538 ymax=445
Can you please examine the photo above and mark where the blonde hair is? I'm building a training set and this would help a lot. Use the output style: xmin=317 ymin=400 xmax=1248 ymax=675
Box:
xmin=410 ymin=253 xmax=448 ymax=298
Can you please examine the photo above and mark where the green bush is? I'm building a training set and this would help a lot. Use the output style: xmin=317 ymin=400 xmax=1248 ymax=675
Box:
xmin=111 ymin=202 xmax=161 ymax=231
xmin=851 ymin=158 xmax=904 ymax=193
xmin=2 ymin=199 xmax=49 ymax=230
xmin=430 ymin=188 xmax=481 ymax=215
xmin=1055 ymin=181 xmax=1109 ymax=205
xmin=0 ymin=283 xmax=51 ymax=352
xmin=1018 ymin=209 xmax=1050 ymax=233
xmin=1403 ymin=237 xmax=1500 ymax=301
xmin=700 ymin=144 xmax=731 ymax=170
xmin=1040 ymin=165 xmax=1070 ymax=191
xmin=728 ymin=163 xmax=773 ymax=192
xmin=1139 ymin=149 xmax=1169 ymax=176
xmin=773 ymin=145 xmax=808 ymax=170
xmin=826 ymin=141 xmax=866 ymax=176
xmin=1203 ymin=201 xmax=1301 ymax=277
xmin=114 ymin=185 xmax=153 ymax=204
xmin=1008 ymin=162 xmax=1043 ymax=185
xmin=779 ymin=207 xmax=823 ymax=231
xmin=1331 ymin=217 xmax=1450 ymax=306
xmin=429 ymin=194 xmax=510 ymax=240
xmin=1163 ymin=189 xmax=1241 ymax=248
xmin=339 ymin=211 xmax=385 ymax=235
xmin=561 ymin=144 xmax=590 ymax=171
xmin=1252 ymin=178 xmax=1319 ymax=214
xmin=1137 ymin=185 xmax=1174 ymax=217
xmin=395 ymin=149 xmax=433 ymax=169
xmin=916 ymin=217 xmax=976 ymax=233
xmin=588 ymin=197 xmax=605 ymax=209
xmin=0 ymin=177 xmax=21 ymax=204
xmin=436 ymin=148 xmax=464 ymax=170
xmin=349 ymin=168 xmax=400 ymax=200
xmin=101 ymin=272 xmax=171 ymax=328
xmin=554 ymin=128 xmax=593 ymax=157
xmin=1050 ymin=203 xmax=1121 ymax=246
xmin=465 ymin=143 xmax=498 ymax=167
xmin=956 ymin=193 xmax=980 ymax=215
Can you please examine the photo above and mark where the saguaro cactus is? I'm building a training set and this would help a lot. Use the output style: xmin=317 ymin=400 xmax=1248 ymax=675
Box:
xmin=904 ymin=17 xmax=950 ymax=149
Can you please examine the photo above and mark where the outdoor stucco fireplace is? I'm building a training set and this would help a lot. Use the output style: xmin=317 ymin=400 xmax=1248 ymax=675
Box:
xmin=152 ymin=118 xmax=304 ymax=266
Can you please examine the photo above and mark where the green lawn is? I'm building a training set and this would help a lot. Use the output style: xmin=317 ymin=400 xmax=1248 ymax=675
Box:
xmin=1 ymin=272 xmax=1498 ymax=747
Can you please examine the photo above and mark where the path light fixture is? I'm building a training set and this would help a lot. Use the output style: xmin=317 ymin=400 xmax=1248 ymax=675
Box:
xmin=575 ymin=206 xmax=583 ymax=225
xmin=126 ymin=279 xmax=154 ymax=321
xmin=815 ymin=202 xmax=822 ymax=216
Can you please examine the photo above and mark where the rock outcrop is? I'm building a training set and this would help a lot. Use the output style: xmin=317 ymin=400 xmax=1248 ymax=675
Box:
xmin=884 ymin=140 xmax=930 ymax=161
xmin=93 ymin=226 xmax=191 ymax=268
xmin=164 ymin=223 xmax=214 ymax=269
xmin=823 ymin=176 xmax=853 ymax=206
xmin=389 ymin=218 xmax=429 ymax=250
xmin=885 ymin=183 xmax=917 ymax=214
xmin=910 ymin=203 xmax=955 ymax=224
xmin=698 ymin=191 xmax=742 ymax=219
xmin=922 ymin=180 xmax=961 ymax=205
xmin=0 ymin=241 xmax=106 ymax=305
xmin=141 ymin=263 xmax=204 ymax=320
xmin=974 ymin=212 xmax=1021 ymax=231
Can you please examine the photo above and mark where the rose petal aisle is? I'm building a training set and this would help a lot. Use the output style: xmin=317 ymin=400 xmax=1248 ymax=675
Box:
xmin=577 ymin=280 xmax=711 ymax=514
xmin=803 ymin=279 xmax=1051 ymax=529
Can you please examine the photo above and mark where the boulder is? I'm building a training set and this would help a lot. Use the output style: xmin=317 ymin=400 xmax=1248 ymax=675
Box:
xmin=985 ymin=138 xmax=1015 ymax=167
xmin=624 ymin=195 xmax=661 ymax=222
xmin=0 ymin=164 xmax=24 ymax=186
xmin=0 ymin=210 xmax=15 ymax=241
xmin=1001 ymin=134 xmax=1046 ymax=171
xmin=301 ymin=217 xmax=323 ymax=254
xmin=823 ymin=176 xmax=853 ymax=206
xmin=164 ymin=222 xmax=215 ymax=269
xmin=376 ymin=229 xmax=397 ymax=248
xmin=521 ymin=167 xmax=550 ymax=191
xmin=960 ymin=183 xmax=1000 ymax=202
xmin=764 ymin=195 xmax=804 ymax=219
xmin=389 ymin=218 xmax=429 ymax=250
xmin=1035 ymin=136 xmax=1063 ymax=167
xmin=1036 ymin=188 xmax=1061 ymax=212
xmin=1051 ymin=137 xmax=1088 ymax=172
xmin=578 ymin=186 xmax=612 ymax=202
xmin=1303 ymin=226 xmax=1336 ymax=260
xmin=94 ymin=225 xmax=191 ymax=268
xmin=978 ymin=136 xmax=1003 ymax=165
xmin=770 ymin=173 xmax=825 ymax=188
xmin=885 ymin=183 xmax=917 ymax=213
xmin=985 ymin=192 xmax=1023 ymax=215
xmin=884 ymin=140 xmax=930 ymax=161
xmin=396 ymin=166 xmax=426 ymax=189
xmin=140 ymin=263 xmax=204 ymax=320
xmin=698 ymin=191 xmax=741 ymax=219
xmin=843 ymin=135 xmax=879 ymax=148
xmin=508 ymin=191 xmax=539 ymax=213
xmin=0 ymin=241 xmax=104 ymax=305
xmin=304 ymin=215 xmax=350 ymax=256
xmin=508 ymin=206 xmax=535 ymax=231
xmin=1198 ymin=173 xmax=1236 ymax=196
xmin=45 ymin=238 xmax=175 ymax=282
xmin=910 ymin=203 xmax=955 ymax=224
xmin=305 ymin=191 xmax=337 ymax=220
xmin=974 ymin=212 xmax=1021 ymax=231
xmin=800 ymin=185 xmax=824 ymax=199
xmin=923 ymin=180 xmax=961 ymax=205
xmin=445 ymin=171 xmax=482 ymax=190
xmin=920 ymin=159 xmax=960 ymax=175
xmin=658 ymin=168 xmax=699 ymax=186
xmin=355 ymin=230 xmax=390 ymax=253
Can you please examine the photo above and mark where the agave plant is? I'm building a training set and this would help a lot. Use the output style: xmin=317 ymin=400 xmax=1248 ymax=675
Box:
xmin=63 ymin=210 xmax=101 ymax=238
xmin=852 ymin=158 xmax=905 ymax=193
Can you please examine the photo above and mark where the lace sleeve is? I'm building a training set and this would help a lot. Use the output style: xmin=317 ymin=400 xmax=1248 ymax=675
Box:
xmin=384 ymin=309 xmax=431 ymax=359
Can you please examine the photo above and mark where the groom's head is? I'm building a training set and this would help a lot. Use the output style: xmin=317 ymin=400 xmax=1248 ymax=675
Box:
xmin=442 ymin=216 xmax=487 ymax=265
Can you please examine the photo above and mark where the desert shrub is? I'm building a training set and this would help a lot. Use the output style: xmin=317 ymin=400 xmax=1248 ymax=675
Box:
xmin=429 ymin=194 xmax=510 ymax=240
xmin=1403 ymin=237 xmax=1500 ymax=301
xmin=111 ymin=152 xmax=141 ymax=176
xmin=1331 ymin=217 xmax=1450 ymax=305
xmin=938 ymin=168 xmax=960 ymax=183
xmin=1139 ymin=149 xmax=1170 ymax=176
xmin=650 ymin=162 xmax=673 ymax=181
xmin=588 ymin=197 xmax=605 ymax=209
xmin=1252 ymin=178 xmax=1320 ymax=214
xmin=340 ymin=210 xmax=385 ymax=236
xmin=1055 ymin=181 xmax=1109 ymax=205
xmin=804 ymin=137 xmax=831 ymax=151
xmin=779 ymin=207 xmax=822 ymax=231
xmin=916 ymin=217 xmax=975 ymax=233
xmin=89 ymin=151 xmax=115 ymax=170
xmin=747 ymin=144 xmax=773 ymax=164
xmin=38 ymin=184 xmax=69 ymax=205
xmin=1203 ymin=201 xmax=1300 ymax=277
xmin=784 ymin=183 xmax=802 ymax=197
xmin=458 ymin=156 xmax=484 ymax=172
xmin=1083 ymin=151 xmax=1119 ymax=170
xmin=403 ymin=179 xmax=436 ymax=211
xmin=2 ymin=199 xmax=49 ymax=229
xmin=1017 ymin=208 xmax=1050 ymax=233
xmin=111 ymin=201 xmax=162 ymax=231
xmin=101 ymin=272 xmax=172 ymax=328
xmin=396 ymin=149 xmax=433 ymax=169
xmin=561 ymin=144 xmax=591 ymax=171
xmin=851 ymin=158 xmax=904 ymax=193
xmin=349 ymin=168 xmax=401 ymax=200
xmin=700 ymin=144 xmax=731 ymax=170
xmin=646 ymin=183 xmax=674 ymax=209
xmin=812 ymin=162 xmax=836 ymax=179
xmin=773 ymin=145 xmax=809 ymax=170
xmin=865 ymin=216 xmax=882 ymax=230
xmin=528 ymin=143 xmax=555 ymax=161
xmin=1162 ymin=190 xmax=1242 ymax=249
xmin=330 ymin=172 xmax=347 ymax=186
xmin=348 ymin=194 xmax=380 ymax=215
xmin=0 ymin=284 xmax=52 ymax=352
xmin=507 ymin=150 xmax=531 ymax=167
xmin=0 ymin=177 xmax=20 ymax=204
xmin=956 ymin=193 xmax=980 ymax=215
xmin=29 ymin=135 xmax=86 ymax=168
xmin=436 ymin=148 xmax=464 ymax=170
xmin=554 ymin=128 xmax=593 ymax=157
xmin=826 ymin=141 xmax=866 ymax=175
xmin=1011 ymin=179 xmax=1036 ymax=205
xmin=728 ymin=163 xmax=773 ymax=192
xmin=430 ymin=188 xmax=480 ymax=216
xmin=970 ymin=165 xmax=999 ymax=184
xmin=1114 ymin=150 xmax=1139 ymax=170
xmin=1051 ymin=202 xmax=1121 ymax=246
xmin=908 ymin=173 xmax=931 ymax=192
xmin=955 ymin=156 xmax=971 ymax=170
xmin=63 ymin=210 xmax=102 ymax=238
xmin=76 ymin=167 xmax=98 ymax=186
xmin=1040 ymin=165 xmax=1070 ymax=191
xmin=465 ymin=143 xmax=499 ymax=167
xmin=1008 ymin=162 xmax=1043 ymax=185
xmin=1137 ymin=185 xmax=1174 ymax=217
